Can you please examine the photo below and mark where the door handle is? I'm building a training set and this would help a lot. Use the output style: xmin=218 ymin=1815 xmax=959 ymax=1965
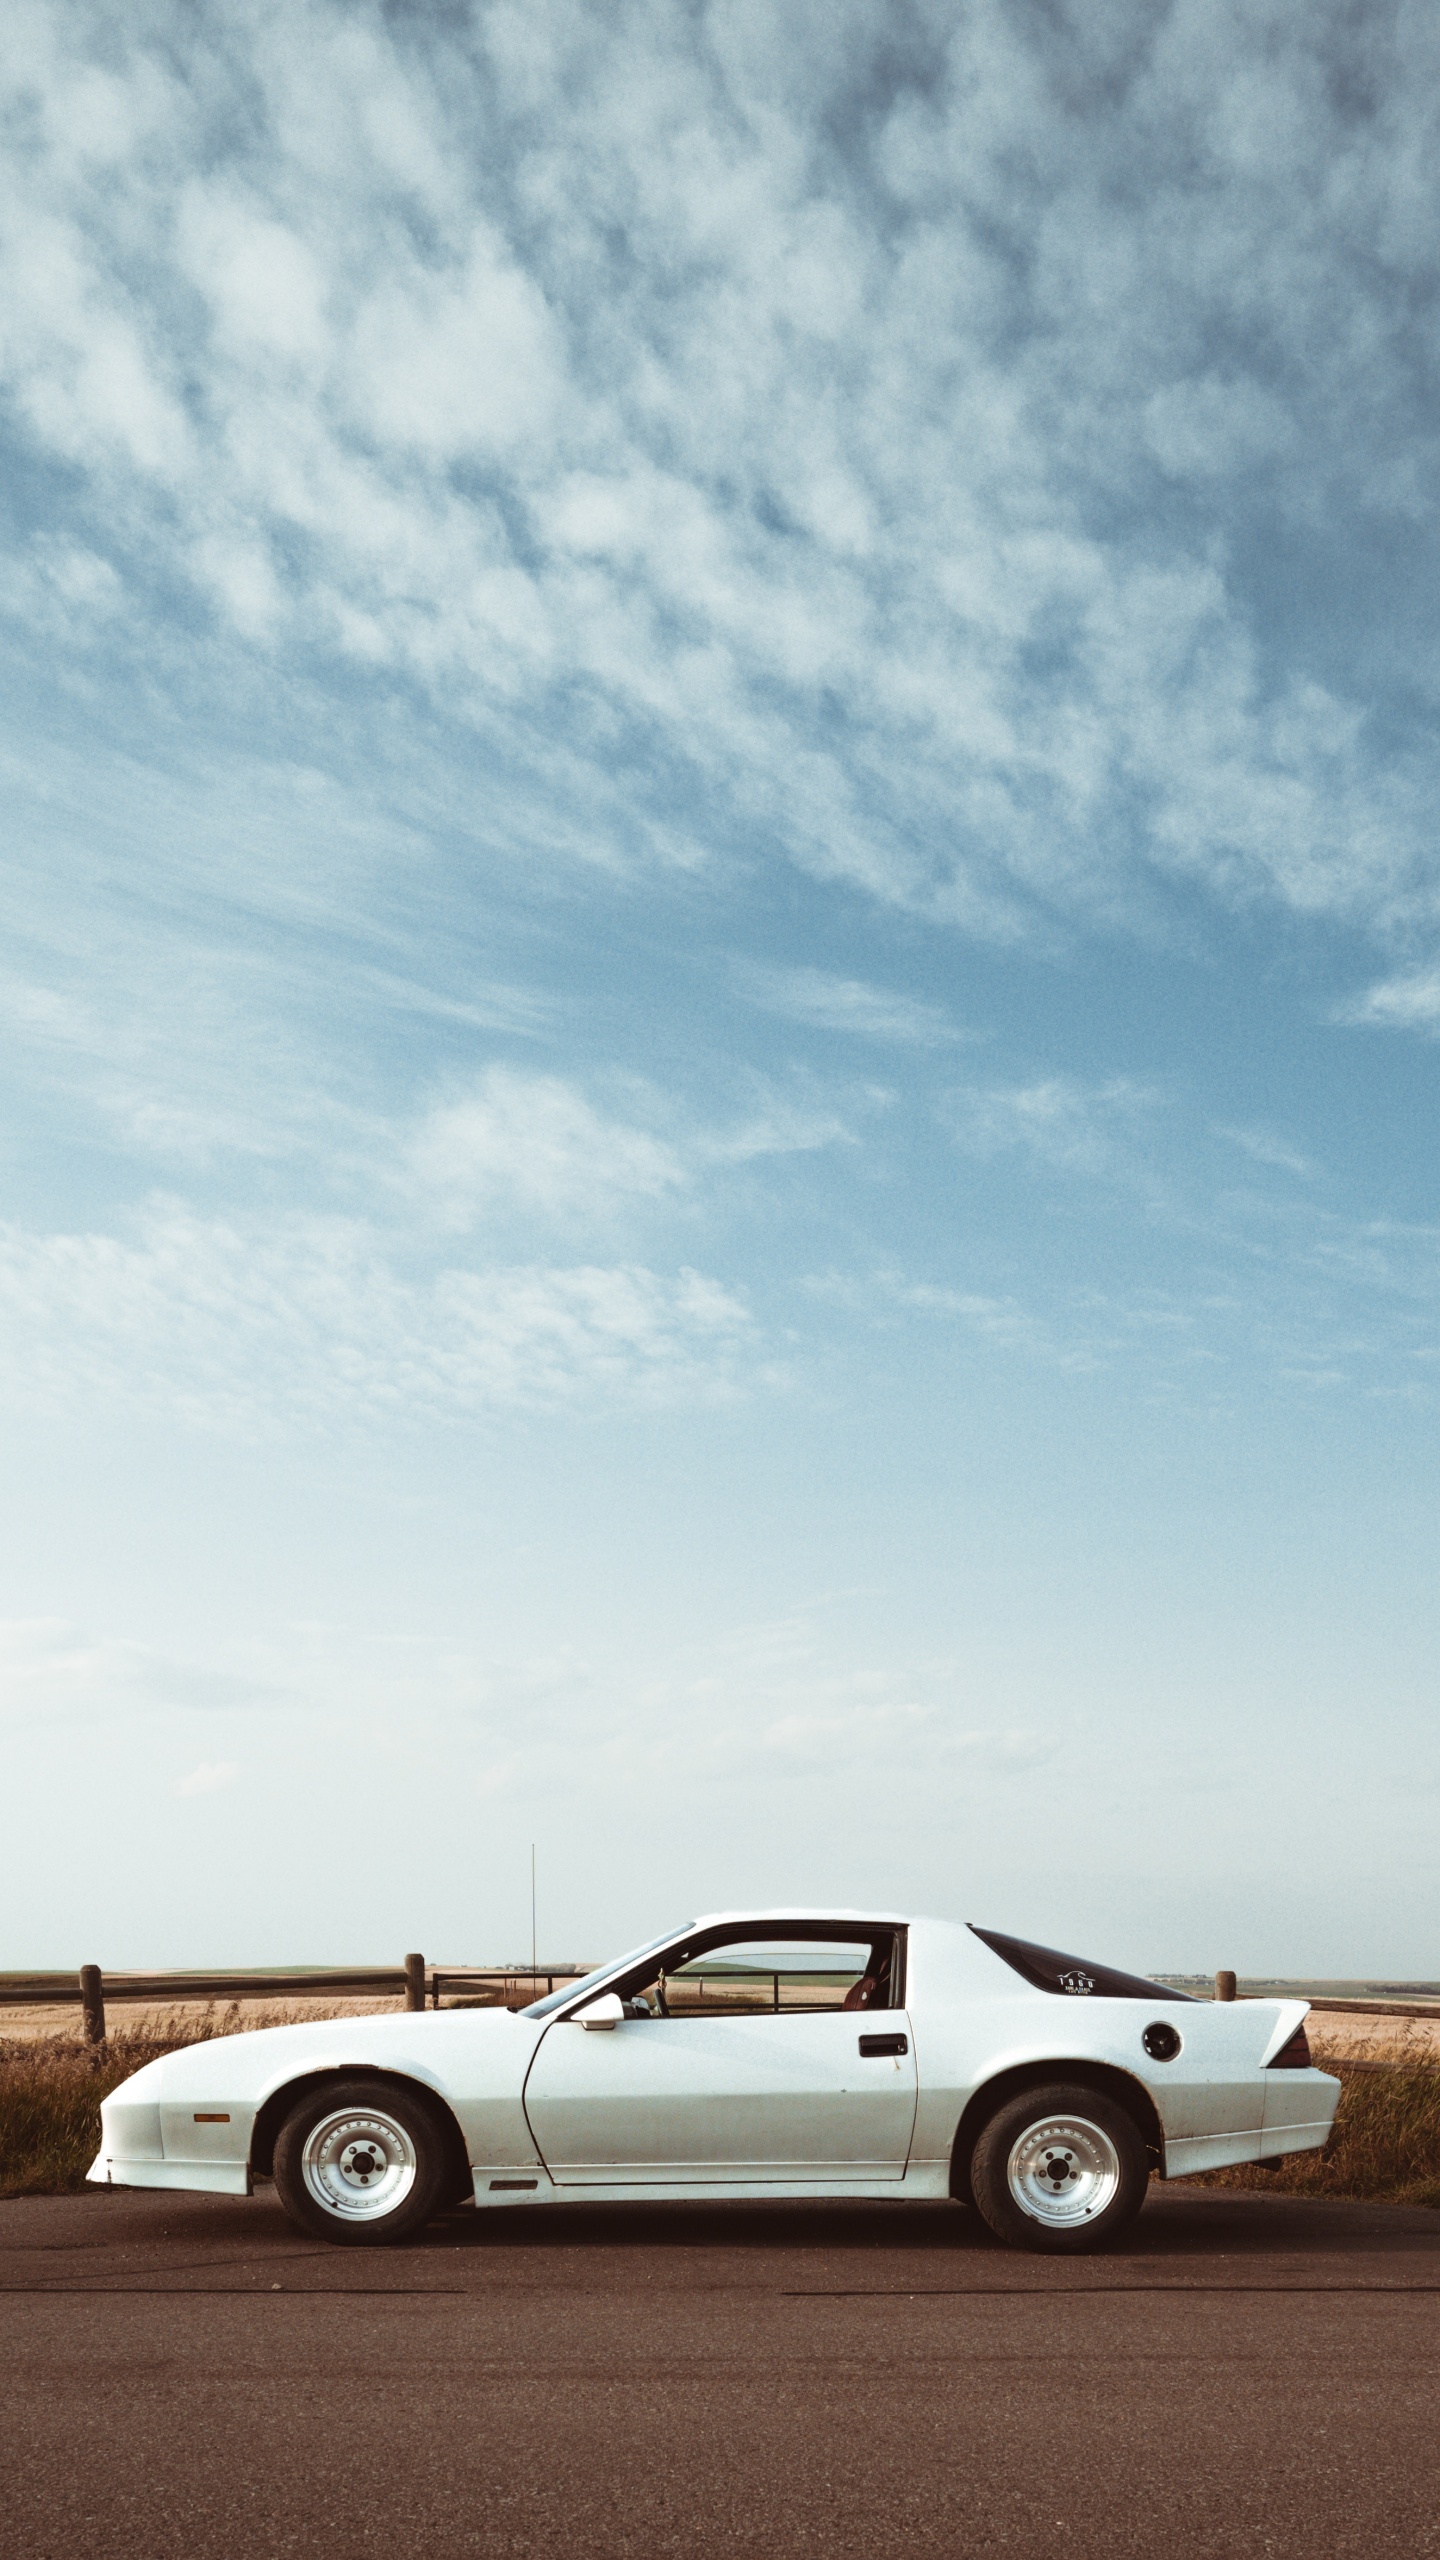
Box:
xmin=858 ymin=2033 xmax=908 ymax=2058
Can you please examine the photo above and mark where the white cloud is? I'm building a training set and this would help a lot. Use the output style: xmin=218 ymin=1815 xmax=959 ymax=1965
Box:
xmin=898 ymin=1281 xmax=1096 ymax=1369
xmin=698 ymin=1100 xmax=853 ymax=1166
xmin=402 ymin=1068 xmax=849 ymax=1222
xmin=0 ymin=1617 xmax=116 ymax=1714
xmin=1337 ymin=970 xmax=1440 ymax=1033
xmin=0 ymin=1201 xmax=757 ymax=1433
xmin=0 ymin=743 xmax=561 ymax=1179
xmin=1142 ymin=375 xmax=1296 ymax=481
xmin=1 ymin=1 xmax=1437 ymax=946
xmin=1215 ymin=1124 xmax=1314 ymax=1177
xmin=736 ymin=965 xmax=963 ymax=1045
xmin=805 ymin=1269 xmax=1097 ymax=1372
xmin=497 ymin=1600 xmax=1065 ymax=1787
xmin=345 ymin=232 xmax=564 ymax=462
xmin=407 ymin=1069 xmax=684 ymax=1226
xmin=174 ymin=1759 xmax=240 ymax=1798
xmin=176 ymin=187 xmax=329 ymax=366
xmin=946 ymin=1078 xmax=1155 ymax=1174
xmin=0 ymin=1618 xmax=276 ymax=1718
xmin=750 ymin=1703 xmax=1051 ymax=1777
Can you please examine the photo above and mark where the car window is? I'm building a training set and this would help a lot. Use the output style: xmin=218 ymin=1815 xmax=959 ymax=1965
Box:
xmin=969 ymin=1925 xmax=1197 ymax=2002
xmin=520 ymin=1929 xmax=682 ymax=2019
xmin=619 ymin=1933 xmax=897 ymax=2018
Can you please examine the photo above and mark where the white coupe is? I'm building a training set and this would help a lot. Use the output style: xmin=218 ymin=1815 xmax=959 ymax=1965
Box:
xmin=90 ymin=1911 xmax=1340 ymax=2253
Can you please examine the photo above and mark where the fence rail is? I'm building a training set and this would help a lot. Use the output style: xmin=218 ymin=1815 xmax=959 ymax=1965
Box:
xmin=7 ymin=1962 xmax=1438 ymax=2046
xmin=1207 ymin=1973 xmax=1440 ymax=2015
xmin=1293 ymin=1996 xmax=1440 ymax=2021
xmin=0 ymin=1960 xmax=592 ymax=2041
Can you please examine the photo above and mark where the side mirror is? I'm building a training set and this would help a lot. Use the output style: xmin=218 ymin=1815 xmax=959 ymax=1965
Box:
xmin=574 ymin=1992 xmax=625 ymax=2032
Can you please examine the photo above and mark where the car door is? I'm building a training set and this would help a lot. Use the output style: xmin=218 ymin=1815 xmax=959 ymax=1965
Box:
xmin=522 ymin=1929 xmax=918 ymax=2186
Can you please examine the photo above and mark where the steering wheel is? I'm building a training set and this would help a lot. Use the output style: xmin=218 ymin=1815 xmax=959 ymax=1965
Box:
xmin=653 ymin=1975 xmax=671 ymax=2017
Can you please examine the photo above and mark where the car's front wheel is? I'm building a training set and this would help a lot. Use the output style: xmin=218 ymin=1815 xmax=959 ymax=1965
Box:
xmin=272 ymin=2077 xmax=450 ymax=2246
xmin=969 ymin=2082 xmax=1148 ymax=2253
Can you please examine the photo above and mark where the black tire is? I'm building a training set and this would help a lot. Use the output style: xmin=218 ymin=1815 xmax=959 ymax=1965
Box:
xmin=272 ymin=2076 xmax=452 ymax=2247
xmin=969 ymin=2081 xmax=1148 ymax=2254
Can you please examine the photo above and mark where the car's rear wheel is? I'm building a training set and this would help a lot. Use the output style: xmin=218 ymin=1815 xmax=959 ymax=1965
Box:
xmin=969 ymin=2082 xmax=1148 ymax=2254
xmin=272 ymin=2077 xmax=450 ymax=2246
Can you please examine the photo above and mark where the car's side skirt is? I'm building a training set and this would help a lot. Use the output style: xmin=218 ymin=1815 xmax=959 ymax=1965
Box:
xmin=1260 ymin=2120 xmax=1337 ymax=2161
xmin=1163 ymin=2128 xmax=1268 ymax=2178
xmin=470 ymin=2161 xmax=955 ymax=2208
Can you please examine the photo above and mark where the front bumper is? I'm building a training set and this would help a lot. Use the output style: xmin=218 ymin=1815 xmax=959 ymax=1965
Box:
xmin=87 ymin=2152 xmax=253 ymax=2195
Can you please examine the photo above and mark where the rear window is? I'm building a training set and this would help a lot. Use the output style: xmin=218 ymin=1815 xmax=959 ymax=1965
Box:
xmin=970 ymin=1925 xmax=1196 ymax=2002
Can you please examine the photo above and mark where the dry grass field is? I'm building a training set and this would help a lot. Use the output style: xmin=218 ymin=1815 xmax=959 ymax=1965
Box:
xmin=1305 ymin=2009 xmax=1440 ymax=2066
xmin=0 ymin=1992 xmax=413 ymax=2046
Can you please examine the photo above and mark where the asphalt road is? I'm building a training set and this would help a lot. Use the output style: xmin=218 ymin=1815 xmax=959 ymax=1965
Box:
xmin=2 ymin=2183 xmax=1438 ymax=2557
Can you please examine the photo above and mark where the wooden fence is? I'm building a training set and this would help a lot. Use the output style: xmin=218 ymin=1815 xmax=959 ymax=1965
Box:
xmin=0 ymin=1960 xmax=591 ymax=2042
xmin=4 ymin=1962 xmax=1435 ymax=2045
xmin=1210 ymin=1972 xmax=1440 ymax=2019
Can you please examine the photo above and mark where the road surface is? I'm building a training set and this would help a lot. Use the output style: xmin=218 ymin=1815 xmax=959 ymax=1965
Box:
xmin=2 ymin=2182 xmax=1437 ymax=2555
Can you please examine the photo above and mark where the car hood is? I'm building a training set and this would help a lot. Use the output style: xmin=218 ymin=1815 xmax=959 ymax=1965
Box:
xmin=109 ymin=2003 xmax=535 ymax=2108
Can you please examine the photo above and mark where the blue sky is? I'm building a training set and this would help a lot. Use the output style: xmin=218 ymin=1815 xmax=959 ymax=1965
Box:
xmin=3 ymin=1 xmax=1439 ymax=1974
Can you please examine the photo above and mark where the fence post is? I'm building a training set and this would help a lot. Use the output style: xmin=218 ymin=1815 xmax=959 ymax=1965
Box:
xmin=1214 ymin=1969 xmax=1237 ymax=2003
xmin=79 ymin=1964 xmax=106 ymax=2043
xmin=404 ymin=1951 xmax=425 ymax=2012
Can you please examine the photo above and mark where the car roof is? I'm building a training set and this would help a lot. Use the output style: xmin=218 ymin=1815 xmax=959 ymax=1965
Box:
xmin=685 ymin=1908 xmax=912 ymax=1930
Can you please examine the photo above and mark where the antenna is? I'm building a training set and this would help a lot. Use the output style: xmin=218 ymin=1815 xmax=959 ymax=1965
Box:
xmin=531 ymin=1842 xmax=537 ymax=1978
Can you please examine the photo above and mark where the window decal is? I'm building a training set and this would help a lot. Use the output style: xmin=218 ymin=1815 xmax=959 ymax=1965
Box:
xmin=970 ymin=1926 xmax=1196 ymax=2003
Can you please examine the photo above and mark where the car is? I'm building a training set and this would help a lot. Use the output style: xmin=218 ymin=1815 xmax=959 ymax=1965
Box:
xmin=89 ymin=1909 xmax=1341 ymax=2253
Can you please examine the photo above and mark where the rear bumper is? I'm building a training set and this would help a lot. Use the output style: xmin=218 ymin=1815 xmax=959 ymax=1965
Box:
xmin=87 ymin=2153 xmax=253 ymax=2196
xmin=1263 ymin=2064 xmax=1341 ymax=2154
xmin=1162 ymin=2067 xmax=1341 ymax=2181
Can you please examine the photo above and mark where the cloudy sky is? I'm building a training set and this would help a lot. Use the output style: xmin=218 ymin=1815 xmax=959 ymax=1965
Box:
xmin=3 ymin=0 xmax=1439 ymax=1975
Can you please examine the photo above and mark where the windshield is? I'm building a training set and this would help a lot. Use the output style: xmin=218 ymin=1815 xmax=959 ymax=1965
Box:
xmin=520 ymin=1927 xmax=687 ymax=2019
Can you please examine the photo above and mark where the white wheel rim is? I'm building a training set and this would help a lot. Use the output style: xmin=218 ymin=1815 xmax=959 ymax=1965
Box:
xmin=300 ymin=2105 xmax=417 ymax=2221
xmin=1007 ymin=2112 xmax=1121 ymax=2228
